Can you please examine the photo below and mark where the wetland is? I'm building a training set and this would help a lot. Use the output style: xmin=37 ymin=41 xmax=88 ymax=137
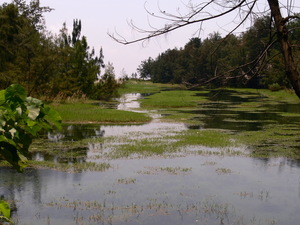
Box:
xmin=1 ymin=82 xmax=300 ymax=225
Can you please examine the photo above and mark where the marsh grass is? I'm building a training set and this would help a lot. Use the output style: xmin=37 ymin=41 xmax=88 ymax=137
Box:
xmin=117 ymin=178 xmax=136 ymax=184
xmin=137 ymin=166 xmax=192 ymax=175
xmin=216 ymin=168 xmax=232 ymax=175
xmin=109 ymin=137 xmax=175 ymax=158
xmin=140 ymin=90 xmax=208 ymax=108
xmin=236 ymin=124 xmax=300 ymax=158
xmin=52 ymin=103 xmax=151 ymax=124
xmin=159 ymin=109 xmax=206 ymax=124
xmin=174 ymin=129 xmax=235 ymax=148
xmin=118 ymin=80 xmax=181 ymax=95
xmin=100 ymin=129 xmax=245 ymax=160
xmin=13 ymin=84 xmax=300 ymax=171
xmin=45 ymin=196 xmax=276 ymax=225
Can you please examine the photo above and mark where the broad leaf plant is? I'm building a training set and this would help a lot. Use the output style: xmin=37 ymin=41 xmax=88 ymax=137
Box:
xmin=0 ymin=84 xmax=62 ymax=223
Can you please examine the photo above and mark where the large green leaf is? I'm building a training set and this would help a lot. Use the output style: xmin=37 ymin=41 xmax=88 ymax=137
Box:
xmin=0 ymin=84 xmax=61 ymax=172
xmin=0 ymin=200 xmax=11 ymax=219
xmin=0 ymin=142 xmax=26 ymax=172
xmin=44 ymin=107 xmax=62 ymax=130
xmin=0 ymin=90 xmax=5 ymax=105
xmin=5 ymin=84 xmax=27 ymax=103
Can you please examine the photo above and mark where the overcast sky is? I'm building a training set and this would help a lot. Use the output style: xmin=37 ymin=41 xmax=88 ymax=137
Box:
xmin=40 ymin=0 xmax=254 ymax=78
xmin=2 ymin=0 xmax=300 ymax=78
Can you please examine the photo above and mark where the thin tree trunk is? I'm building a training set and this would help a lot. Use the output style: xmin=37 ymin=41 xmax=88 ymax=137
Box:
xmin=267 ymin=0 xmax=300 ymax=98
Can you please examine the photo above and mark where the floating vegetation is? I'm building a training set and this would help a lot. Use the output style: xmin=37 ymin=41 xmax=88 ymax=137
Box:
xmin=117 ymin=178 xmax=136 ymax=184
xmin=235 ymin=190 xmax=271 ymax=201
xmin=44 ymin=196 xmax=278 ymax=225
xmin=215 ymin=167 xmax=233 ymax=175
xmin=137 ymin=166 xmax=192 ymax=175
xmin=202 ymin=161 xmax=217 ymax=166
xmin=3 ymin=84 xmax=300 ymax=224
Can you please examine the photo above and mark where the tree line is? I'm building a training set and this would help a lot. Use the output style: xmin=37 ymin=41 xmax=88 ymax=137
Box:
xmin=0 ymin=0 xmax=120 ymax=100
xmin=137 ymin=15 xmax=300 ymax=90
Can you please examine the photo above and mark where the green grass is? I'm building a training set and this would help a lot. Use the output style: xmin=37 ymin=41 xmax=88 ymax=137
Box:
xmin=140 ymin=90 xmax=208 ymax=108
xmin=101 ymin=128 xmax=244 ymax=159
xmin=174 ymin=129 xmax=235 ymax=148
xmin=236 ymin=124 xmax=300 ymax=159
xmin=228 ymin=88 xmax=299 ymax=103
xmin=52 ymin=103 xmax=151 ymax=124
xmin=118 ymin=80 xmax=180 ymax=95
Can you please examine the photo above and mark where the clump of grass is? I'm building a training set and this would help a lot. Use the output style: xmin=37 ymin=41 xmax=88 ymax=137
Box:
xmin=216 ymin=168 xmax=232 ymax=175
xmin=236 ymin=124 xmax=300 ymax=159
xmin=159 ymin=109 xmax=206 ymax=124
xmin=140 ymin=90 xmax=208 ymax=109
xmin=118 ymin=80 xmax=181 ymax=95
xmin=117 ymin=178 xmax=136 ymax=184
xmin=102 ymin=128 xmax=243 ymax=159
xmin=111 ymin=138 xmax=174 ymax=158
xmin=137 ymin=166 xmax=191 ymax=175
xmin=52 ymin=103 xmax=151 ymax=124
xmin=175 ymin=129 xmax=236 ymax=148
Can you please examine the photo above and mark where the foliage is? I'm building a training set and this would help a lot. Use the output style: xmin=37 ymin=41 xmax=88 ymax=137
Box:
xmin=0 ymin=84 xmax=61 ymax=172
xmin=0 ymin=200 xmax=12 ymax=224
xmin=92 ymin=62 xmax=120 ymax=101
xmin=0 ymin=1 xmax=119 ymax=101
xmin=137 ymin=15 xmax=300 ymax=90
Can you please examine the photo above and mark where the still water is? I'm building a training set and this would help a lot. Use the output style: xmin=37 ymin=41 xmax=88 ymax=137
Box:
xmin=1 ymin=92 xmax=300 ymax=225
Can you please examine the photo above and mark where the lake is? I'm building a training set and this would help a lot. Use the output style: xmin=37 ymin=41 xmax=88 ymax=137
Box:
xmin=1 ymin=91 xmax=300 ymax=225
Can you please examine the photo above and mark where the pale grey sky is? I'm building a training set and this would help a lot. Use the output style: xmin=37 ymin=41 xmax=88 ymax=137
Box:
xmin=41 ymin=0 xmax=218 ymax=77
xmin=2 ymin=0 xmax=300 ymax=77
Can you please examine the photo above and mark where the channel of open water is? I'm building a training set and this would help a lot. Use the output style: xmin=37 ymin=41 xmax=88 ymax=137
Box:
xmin=1 ymin=93 xmax=300 ymax=225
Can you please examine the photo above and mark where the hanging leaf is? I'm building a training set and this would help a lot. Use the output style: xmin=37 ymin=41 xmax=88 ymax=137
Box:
xmin=0 ymin=200 xmax=11 ymax=219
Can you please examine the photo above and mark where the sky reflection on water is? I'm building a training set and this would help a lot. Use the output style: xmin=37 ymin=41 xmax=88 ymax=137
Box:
xmin=1 ymin=155 xmax=300 ymax=225
xmin=1 ymin=91 xmax=300 ymax=225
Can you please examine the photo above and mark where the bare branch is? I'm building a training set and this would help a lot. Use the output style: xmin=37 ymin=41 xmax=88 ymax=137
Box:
xmin=108 ymin=0 xmax=259 ymax=45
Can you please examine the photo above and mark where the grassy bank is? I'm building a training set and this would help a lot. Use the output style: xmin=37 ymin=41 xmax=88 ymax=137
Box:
xmin=118 ymin=80 xmax=181 ymax=95
xmin=52 ymin=102 xmax=151 ymax=124
xmin=140 ymin=89 xmax=208 ymax=108
xmin=11 ymin=82 xmax=300 ymax=171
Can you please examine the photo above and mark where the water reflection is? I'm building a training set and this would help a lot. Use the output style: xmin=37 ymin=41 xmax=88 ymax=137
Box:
xmin=117 ymin=93 xmax=142 ymax=111
xmin=1 ymin=155 xmax=300 ymax=225
xmin=190 ymin=89 xmax=300 ymax=131
xmin=3 ymin=90 xmax=300 ymax=225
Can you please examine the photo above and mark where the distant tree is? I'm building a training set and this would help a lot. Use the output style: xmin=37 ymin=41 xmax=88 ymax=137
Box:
xmin=93 ymin=62 xmax=120 ymax=100
xmin=120 ymin=68 xmax=128 ymax=79
xmin=130 ymin=72 xmax=137 ymax=80
xmin=137 ymin=57 xmax=153 ymax=80
xmin=0 ymin=1 xmax=119 ymax=101
xmin=51 ymin=19 xmax=104 ymax=98
xmin=110 ymin=0 xmax=300 ymax=98
xmin=0 ymin=1 xmax=54 ymax=95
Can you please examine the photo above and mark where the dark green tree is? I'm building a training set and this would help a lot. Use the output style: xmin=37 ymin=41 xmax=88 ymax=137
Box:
xmin=111 ymin=0 xmax=300 ymax=98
